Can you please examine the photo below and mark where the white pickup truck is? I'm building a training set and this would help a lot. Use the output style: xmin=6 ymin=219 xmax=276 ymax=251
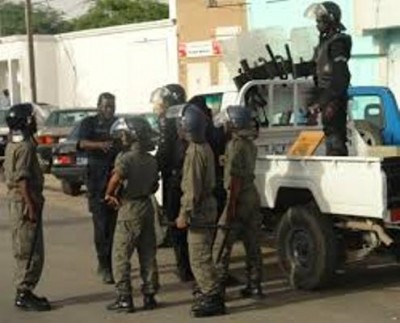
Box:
xmin=221 ymin=79 xmax=400 ymax=290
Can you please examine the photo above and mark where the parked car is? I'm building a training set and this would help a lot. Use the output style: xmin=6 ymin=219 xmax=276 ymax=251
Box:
xmin=51 ymin=113 xmax=159 ymax=196
xmin=37 ymin=108 xmax=96 ymax=173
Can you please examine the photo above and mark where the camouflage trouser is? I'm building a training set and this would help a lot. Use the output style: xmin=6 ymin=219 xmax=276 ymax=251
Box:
xmin=213 ymin=186 xmax=263 ymax=285
xmin=112 ymin=198 xmax=159 ymax=296
xmin=188 ymin=200 xmax=219 ymax=295
xmin=9 ymin=199 xmax=44 ymax=292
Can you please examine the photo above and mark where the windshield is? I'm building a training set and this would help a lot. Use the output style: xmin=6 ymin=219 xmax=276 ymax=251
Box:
xmin=45 ymin=109 xmax=96 ymax=127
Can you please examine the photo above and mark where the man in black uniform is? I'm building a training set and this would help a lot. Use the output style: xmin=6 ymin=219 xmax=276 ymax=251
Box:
xmin=150 ymin=84 xmax=194 ymax=281
xmin=78 ymin=92 xmax=118 ymax=284
xmin=306 ymin=1 xmax=352 ymax=156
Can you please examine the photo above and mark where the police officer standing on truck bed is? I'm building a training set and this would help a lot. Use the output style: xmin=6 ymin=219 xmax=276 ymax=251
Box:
xmin=4 ymin=104 xmax=51 ymax=311
xmin=78 ymin=92 xmax=119 ymax=284
xmin=150 ymin=84 xmax=194 ymax=282
xmin=306 ymin=1 xmax=352 ymax=156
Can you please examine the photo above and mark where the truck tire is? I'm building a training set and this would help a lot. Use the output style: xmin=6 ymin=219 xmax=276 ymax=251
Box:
xmin=277 ymin=203 xmax=337 ymax=290
xmin=354 ymin=120 xmax=382 ymax=146
xmin=61 ymin=180 xmax=81 ymax=196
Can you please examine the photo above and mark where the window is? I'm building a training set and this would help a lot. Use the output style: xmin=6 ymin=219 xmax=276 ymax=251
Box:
xmin=45 ymin=110 xmax=96 ymax=127
xmin=350 ymin=95 xmax=383 ymax=129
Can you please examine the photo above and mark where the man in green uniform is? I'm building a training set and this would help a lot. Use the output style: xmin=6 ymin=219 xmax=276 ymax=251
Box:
xmin=105 ymin=116 xmax=159 ymax=313
xmin=213 ymin=105 xmax=264 ymax=299
xmin=172 ymin=103 xmax=225 ymax=318
xmin=4 ymin=103 xmax=51 ymax=311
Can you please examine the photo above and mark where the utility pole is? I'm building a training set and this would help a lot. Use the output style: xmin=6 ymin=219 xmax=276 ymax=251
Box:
xmin=25 ymin=0 xmax=37 ymax=103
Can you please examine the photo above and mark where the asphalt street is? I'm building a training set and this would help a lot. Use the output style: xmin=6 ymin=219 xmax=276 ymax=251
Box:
xmin=1 ymin=176 xmax=400 ymax=322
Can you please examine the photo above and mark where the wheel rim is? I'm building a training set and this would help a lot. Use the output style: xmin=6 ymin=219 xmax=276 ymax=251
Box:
xmin=288 ymin=229 xmax=314 ymax=270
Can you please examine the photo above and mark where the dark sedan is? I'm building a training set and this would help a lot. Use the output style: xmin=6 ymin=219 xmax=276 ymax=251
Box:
xmin=51 ymin=122 xmax=88 ymax=196
xmin=37 ymin=108 xmax=96 ymax=173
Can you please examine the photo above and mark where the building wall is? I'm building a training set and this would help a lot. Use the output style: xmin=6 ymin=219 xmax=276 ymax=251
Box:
xmin=55 ymin=20 xmax=178 ymax=113
xmin=0 ymin=20 xmax=179 ymax=113
xmin=176 ymin=0 xmax=247 ymax=96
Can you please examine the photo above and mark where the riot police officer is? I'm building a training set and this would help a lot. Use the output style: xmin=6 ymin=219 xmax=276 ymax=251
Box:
xmin=105 ymin=116 xmax=160 ymax=313
xmin=4 ymin=104 xmax=51 ymax=311
xmin=306 ymin=1 xmax=352 ymax=156
xmin=150 ymin=84 xmax=194 ymax=282
xmin=78 ymin=92 xmax=118 ymax=284
xmin=213 ymin=105 xmax=264 ymax=299
xmin=169 ymin=103 xmax=225 ymax=317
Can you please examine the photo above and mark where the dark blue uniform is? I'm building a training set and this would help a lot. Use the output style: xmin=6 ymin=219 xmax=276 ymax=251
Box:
xmin=79 ymin=115 xmax=118 ymax=272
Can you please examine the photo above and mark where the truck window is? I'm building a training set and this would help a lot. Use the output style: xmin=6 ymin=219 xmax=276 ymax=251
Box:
xmin=350 ymin=95 xmax=383 ymax=129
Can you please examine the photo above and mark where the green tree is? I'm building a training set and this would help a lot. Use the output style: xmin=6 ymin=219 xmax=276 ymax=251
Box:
xmin=0 ymin=1 xmax=72 ymax=36
xmin=72 ymin=0 xmax=169 ymax=31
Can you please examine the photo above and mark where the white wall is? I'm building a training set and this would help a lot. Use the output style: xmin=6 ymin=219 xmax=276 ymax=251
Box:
xmin=0 ymin=20 xmax=179 ymax=112
xmin=55 ymin=20 xmax=178 ymax=113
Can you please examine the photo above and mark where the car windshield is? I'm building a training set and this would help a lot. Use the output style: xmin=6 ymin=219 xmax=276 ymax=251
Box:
xmin=0 ymin=109 xmax=7 ymax=126
xmin=45 ymin=109 xmax=96 ymax=127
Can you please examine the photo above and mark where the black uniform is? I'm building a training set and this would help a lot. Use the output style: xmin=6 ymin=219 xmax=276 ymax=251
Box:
xmin=79 ymin=115 xmax=118 ymax=273
xmin=314 ymin=31 xmax=352 ymax=156
xmin=156 ymin=115 xmax=194 ymax=280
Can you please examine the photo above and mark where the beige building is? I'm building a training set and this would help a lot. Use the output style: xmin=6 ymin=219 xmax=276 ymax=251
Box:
xmin=175 ymin=0 xmax=247 ymax=96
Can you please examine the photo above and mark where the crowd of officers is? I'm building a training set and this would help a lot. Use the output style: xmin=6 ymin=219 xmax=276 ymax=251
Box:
xmin=3 ymin=1 xmax=351 ymax=319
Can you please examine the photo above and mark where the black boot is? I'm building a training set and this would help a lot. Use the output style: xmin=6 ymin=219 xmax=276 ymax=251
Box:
xmin=102 ymin=268 xmax=115 ymax=285
xmin=143 ymin=294 xmax=157 ymax=310
xmin=191 ymin=294 xmax=226 ymax=318
xmin=15 ymin=290 xmax=51 ymax=312
xmin=240 ymin=283 xmax=265 ymax=299
xmin=106 ymin=295 xmax=134 ymax=313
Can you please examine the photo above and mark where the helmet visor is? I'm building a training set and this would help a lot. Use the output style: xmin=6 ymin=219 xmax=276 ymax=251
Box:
xmin=213 ymin=109 xmax=230 ymax=128
xmin=165 ymin=104 xmax=186 ymax=119
xmin=110 ymin=117 xmax=130 ymax=139
xmin=304 ymin=3 xmax=329 ymax=20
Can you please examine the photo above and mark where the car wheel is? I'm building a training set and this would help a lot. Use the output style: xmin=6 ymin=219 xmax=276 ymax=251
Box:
xmin=61 ymin=180 xmax=81 ymax=196
xmin=277 ymin=202 xmax=338 ymax=290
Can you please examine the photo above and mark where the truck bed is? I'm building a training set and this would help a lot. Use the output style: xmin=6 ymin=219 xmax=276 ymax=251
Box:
xmin=255 ymin=155 xmax=400 ymax=220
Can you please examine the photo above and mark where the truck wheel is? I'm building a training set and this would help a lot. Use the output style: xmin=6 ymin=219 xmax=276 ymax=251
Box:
xmin=277 ymin=203 xmax=337 ymax=290
xmin=61 ymin=180 xmax=81 ymax=196
xmin=354 ymin=120 xmax=382 ymax=146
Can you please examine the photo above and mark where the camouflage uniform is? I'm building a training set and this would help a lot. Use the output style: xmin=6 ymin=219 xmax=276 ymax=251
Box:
xmin=181 ymin=142 xmax=219 ymax=295
xmin=112 ymin=142 xmax=159 ymax=297
xmin=4 ymin=138 xmax=45 ymax=292
xmin=213 ymin=131 xmax=263 ymax=286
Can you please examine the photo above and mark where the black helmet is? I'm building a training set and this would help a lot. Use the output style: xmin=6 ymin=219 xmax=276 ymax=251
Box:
xmin=304 ymin=1 xmax=345 ymax=30
xmin=181 ymin=104 xmax=207 ymax=142
xmin=150 ymin=83 xmax=186 ymax=108
xmin=6 ymin=103 xmax=36 ymax=132
xmin=110 ymin=116 xmax=157 ymax=151
xmin=214 ymin=105 xmax=252 ymax=129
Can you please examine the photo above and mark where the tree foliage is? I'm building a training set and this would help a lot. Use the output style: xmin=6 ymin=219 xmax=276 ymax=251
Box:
xmin=72 ymin=0 xmax=169 ymax=31
xmin=0 ymin=1 xmax=72 ymax=36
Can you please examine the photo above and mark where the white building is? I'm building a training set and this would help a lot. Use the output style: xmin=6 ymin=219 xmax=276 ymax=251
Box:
xmin=0 ymin=19 xmax=179 ymax=113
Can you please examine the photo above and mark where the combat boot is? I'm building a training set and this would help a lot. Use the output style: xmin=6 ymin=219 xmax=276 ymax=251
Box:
xmin=191 ymin=294 xmax=226 ymax=318
xmin=15 ymin=290 xmax=51 ymax=312
xmin=240 ymin=283 xmax=265 ymax=299
xmin=143 ymin=294 xmax=157 ymax=310
xmin=106 ymin=295 xmax=135 ymax=313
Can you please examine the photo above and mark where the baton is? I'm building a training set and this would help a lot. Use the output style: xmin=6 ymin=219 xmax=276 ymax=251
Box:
xmin=161 ymin=221 xmax=231 ymax=230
